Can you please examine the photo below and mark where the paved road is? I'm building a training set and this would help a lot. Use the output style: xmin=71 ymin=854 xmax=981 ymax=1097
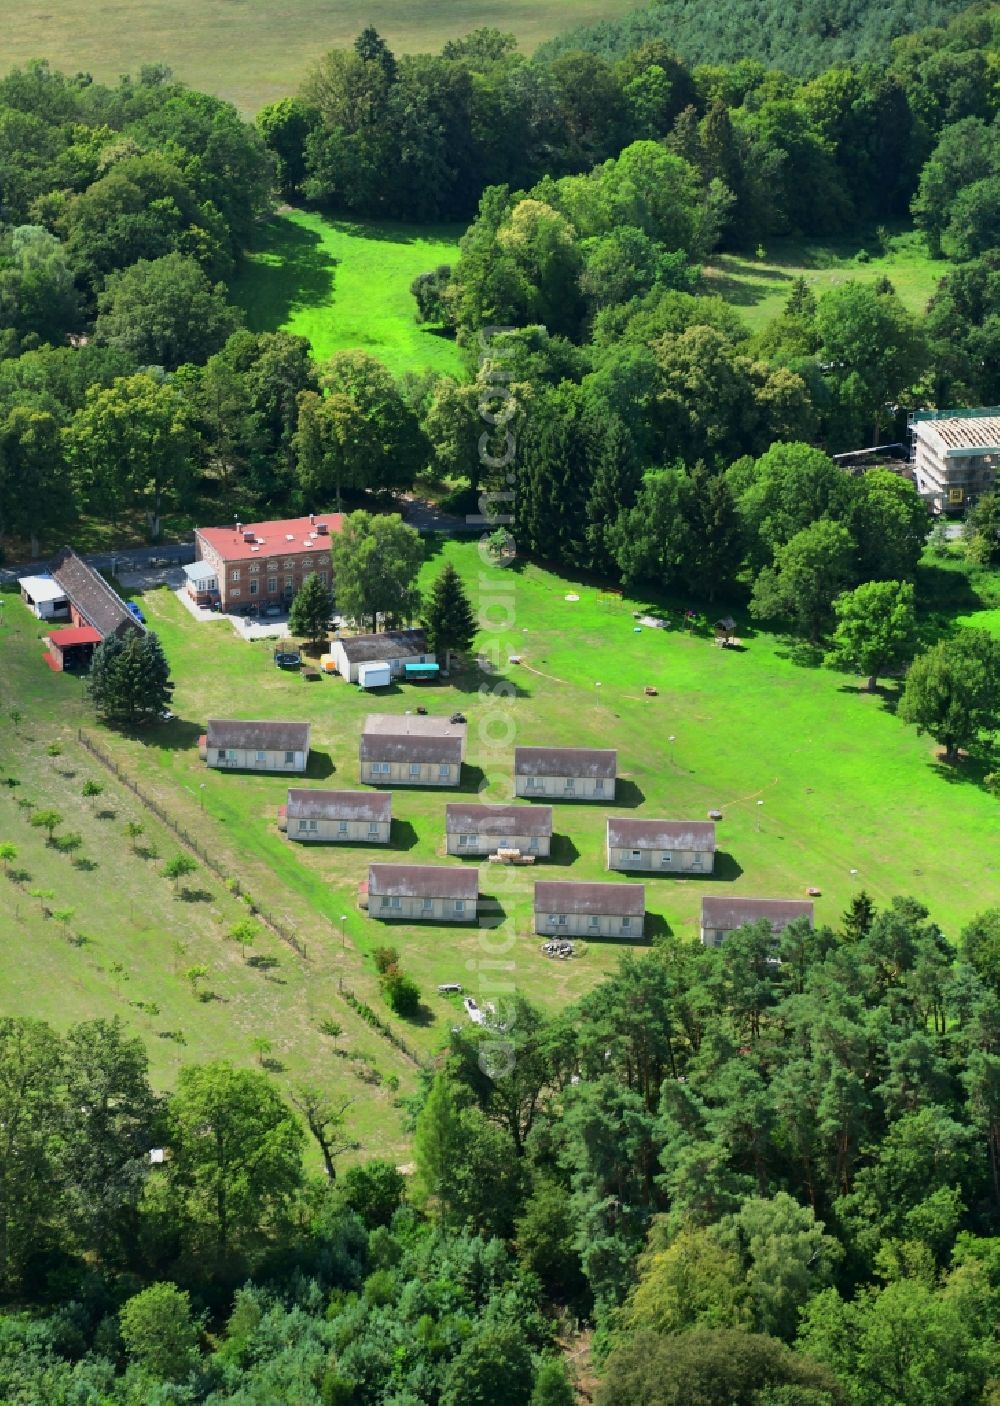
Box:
xmin=3 ymin=541 xmax=196 ymax=583
xmin=397 ymin=494 xmax=481 ymax=536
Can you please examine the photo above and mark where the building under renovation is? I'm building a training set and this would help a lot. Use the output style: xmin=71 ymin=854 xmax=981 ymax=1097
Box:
xmin=910 ymin=409 xmax=1000 ymax=512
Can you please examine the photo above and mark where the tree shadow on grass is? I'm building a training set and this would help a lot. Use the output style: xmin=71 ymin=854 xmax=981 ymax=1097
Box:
xmin=836 ymin=680 xmax=903 ymax=714
xmin=450 ymin=667 xmax=531 ymax=698
xmin=179 ymin=887 xmax=214 ymax=903
xmin=234 ymin=215 xmax=338 ymax=330
xmin=773 ymin=638 xmax=825 ymax=668
xmin=928 ymin=749 xmax=996 ymax=791
xmin=142 ymin=720 xmax=204 ymax=753
xmin=402 ymin=1001 xmax=436 ymax=1028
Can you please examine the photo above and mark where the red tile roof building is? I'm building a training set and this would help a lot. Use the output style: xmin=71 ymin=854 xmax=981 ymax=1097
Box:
xmin=192 ymin=514 xmax=344 ymax=609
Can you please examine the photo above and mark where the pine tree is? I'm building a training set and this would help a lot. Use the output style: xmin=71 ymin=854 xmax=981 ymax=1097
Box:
xmin=89 ymin=630 xmax=173 ymax=727
xmin=288 ymin=572 xmax=334 ymax=648
xmin=422 ymin=563 xmax=476 ymax=671
xmin=681 ymin=462 xmax=743 ymax=601
xmin=842 ymin=891 xmax=876 ymax=943
xmin=585 ymin=415 xmax=642 ymax=573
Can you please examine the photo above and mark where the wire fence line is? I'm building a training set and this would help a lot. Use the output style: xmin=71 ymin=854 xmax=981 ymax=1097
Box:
xmin=76 ymin=728 xmax=307 ymax=959
xmin=76 ymin=727 xmax=429 ymax=1070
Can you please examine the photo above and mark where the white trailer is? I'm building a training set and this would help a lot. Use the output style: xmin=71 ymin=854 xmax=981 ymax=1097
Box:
xmin=358 ymin=660 xmax=391 ymax=689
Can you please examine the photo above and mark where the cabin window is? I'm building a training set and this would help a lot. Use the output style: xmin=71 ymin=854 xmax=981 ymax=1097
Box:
xmin=409 ymin=762 xmax=421 ymax=777
xmin=298 ymin=820 xmax=308 ymax=831
xmin=454 ymin=900 xmax=466 ymax=914
xmin=255 ymin=750 xmax=266 ymax=762
xmin=285 ymin=750 xmax=295 ymax=763
xmin=691 ymin=853 xmax=704 ymax=869
xmin=380 ymin=895 xmax=389 ymax=909
xmin=589 ymin=915 xmax=600 ymax=929
xmin=622 ymin=917 xmax=632 ymax=930
xmin=368 ymin=822 xmax=379 ymax=835
xmin=389 ymin=897 xmax=401 ymax=910
xmin=308 ymin=820 xmax=317 ymax=831
xmin=338 ymin=821 xmax=348 ymax=834
xmin=527 ymin=776 xmax=542 ymax=791
xmin=216 ymin=749 xmax=227 ymax=762
xmin=595 ymin=778 xmax=605 ymax=794
xmin=458 ymin=833 xmax=471 ymax=847
xmin=373 ymin=762 xmax=390 ymax=775
xmin=564 ymin=778 xmax=575 ymax=793
xmin=660 ymin=853 xmax=672 ymax=866
xmin=438 ymin=763 xmax=450 ymax=778
xmin=633 ymin=850 xmax=643 ymax=859
xmin=422 ymin=897 xmax=433 ymax=912
xmin=529 ymin=835 xmax=539 ymax=851
xmin=551 ymin=914 xmax=566 ymax=927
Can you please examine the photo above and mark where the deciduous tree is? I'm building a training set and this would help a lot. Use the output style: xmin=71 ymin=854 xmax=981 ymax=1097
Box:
xmin=826 ymin=580 xmax=917 ymax=691
xmin=899 ymin=629 xmax=1000 ymax=761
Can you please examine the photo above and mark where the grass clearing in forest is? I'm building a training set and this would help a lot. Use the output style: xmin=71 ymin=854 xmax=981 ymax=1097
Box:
xmin=704 ymin=228 xmax=945 ymax=334
xmin=4 ymin=540 xmax=999 ymax=1126
xmin=230 ymin=210 xmax=464 ymax=379
xmin=0 ymin=0 xmax=636 ymax=113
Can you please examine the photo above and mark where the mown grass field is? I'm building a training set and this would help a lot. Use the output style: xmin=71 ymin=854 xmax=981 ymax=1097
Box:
xmin=230 ymin=210 xmax=464 ymax=379
xmin=704 ymin=229 xmax=945 ymax=334
xmin=4 ymin=540 xmax=999 ymax=1149
xmin=0 ymin=0 xmax=635 ymax=113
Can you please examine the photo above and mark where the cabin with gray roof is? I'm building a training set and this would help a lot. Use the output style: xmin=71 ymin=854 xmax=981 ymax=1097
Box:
xmin=607 ymin=817 xmax=716 ymax=874
xmin=367 ymin=863 xmax=478 ymax=922
xmin=514 ymin=746 xmax=617 ymax=801
xmin=332 ymin=629 xmax=435 ymax=683
xmin=446 ymin=803 xmax=552 ymax=857
xmin=700 ymin=896 xmax=814 ymax=948
xmin=200 ymin=719 xmax=310 ymax=773
xmin=280 ymin=789 xmax=390 ymax=843
xmin=534 ymin=880 xmax=644 ymax=939
xmin=50 ymin=547 xmax=142 ymax=640
xmin=360 ymin=713 xmax=465 ymax=786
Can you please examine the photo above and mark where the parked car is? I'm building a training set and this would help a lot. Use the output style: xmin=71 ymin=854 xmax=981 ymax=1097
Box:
xmin=126 ymin=601 xmax=146 ymax=623
xmin=159 ymin=709 xmax=176 ymax=722
xmin=273 ymin=650 xmax=301 ymax=669
xmin=262 ymin=603 xmax=283 ymax=618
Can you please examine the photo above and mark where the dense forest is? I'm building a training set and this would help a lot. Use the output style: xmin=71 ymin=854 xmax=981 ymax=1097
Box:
xmin=3 ymin=894 xmax=1000 ymax=1402
xmin=538 ymin=0 xmax=979 ymax=74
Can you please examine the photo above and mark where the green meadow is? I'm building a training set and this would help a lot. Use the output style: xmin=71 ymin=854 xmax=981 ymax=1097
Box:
xmin=4 ymin=539 xmax=999 ymax=1157
xmin=703 ymin=228 xmax=945 ymax=334
xmin=230 ymin=210 xmax=464 ymax=378
xmin=0 ymin=0 xmax=636 ymax=114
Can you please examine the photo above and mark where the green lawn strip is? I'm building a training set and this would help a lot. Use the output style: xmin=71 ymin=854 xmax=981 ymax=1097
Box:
xmin=704 ymin=228 xmax=945 ymax=334
xmin=0 ymin=0 xmax=637 ymax=113
xmin=230 ymin=211 xmax=464 ymax=378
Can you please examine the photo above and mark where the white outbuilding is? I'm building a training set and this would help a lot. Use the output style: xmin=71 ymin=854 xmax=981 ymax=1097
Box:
xmin=19 ymin=574 xmax=70 ymax=621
